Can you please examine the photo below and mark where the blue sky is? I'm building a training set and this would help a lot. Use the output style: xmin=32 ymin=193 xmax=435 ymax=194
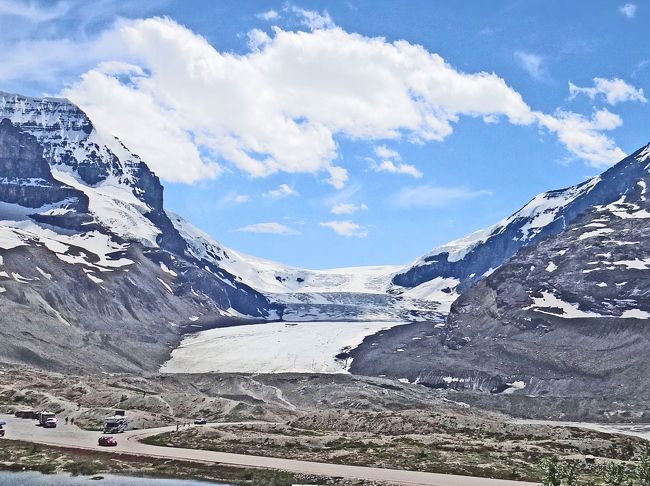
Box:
xmin=1 ymin=0 xmax=649 ymax=268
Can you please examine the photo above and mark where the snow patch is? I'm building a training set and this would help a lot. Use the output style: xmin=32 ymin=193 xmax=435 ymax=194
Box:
xmin=545 ymin=262 xmax=557 ymax=273
xmin=621 ymin=309 xmax=650 ymax=319
xmin=524 ymin=291 xmax=602 ymax=318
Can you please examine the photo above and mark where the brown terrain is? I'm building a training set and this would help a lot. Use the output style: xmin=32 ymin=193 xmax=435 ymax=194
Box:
xmin=0 ymin=361 xmax=647 ymax=484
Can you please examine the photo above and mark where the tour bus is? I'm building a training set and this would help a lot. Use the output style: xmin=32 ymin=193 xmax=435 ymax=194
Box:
xmin=104 ymin=411 xmax=128 ymax=433
xmin=14 ymin=410 xmax=37 ymax=419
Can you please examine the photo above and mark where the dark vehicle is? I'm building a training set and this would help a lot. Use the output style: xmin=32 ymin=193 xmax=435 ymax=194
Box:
xmin=15 ymin=410 xmax=37 ymax=419
xmin=0 ymin=427 xmax=5 ymax=437
xmin=98 ymin=435 xmax=117 ymax=447
xmin=194 ymin=417 xmax=207 ymax=425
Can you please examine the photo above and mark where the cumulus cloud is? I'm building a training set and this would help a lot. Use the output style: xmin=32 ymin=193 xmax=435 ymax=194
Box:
xmin=370 ymin=144 xmax=422 ymax=177
xmin=374 ymin=145 xmax=401 ymax=160
xmin=53 ymin=17 xmax=540 ymax=185
xmin=536 ymin=109 xmax=626 ymax=166
xmin=289 ymin=5 xmax=336 ymax=30
xmin=319 ymin=220 xmax=368 ymax=237
xmin=375 ymin=160 xmax=423 ymax=178
xmin=235 ymin=222 xmax=299 ymax=235
xmin=569 ymin=77 xmax=647 ymax=105
xmin=264 ymin=184 xmax=299 ymax=199
xmin=393 ymin=185 xmax=492 ymax=209
xmin=620 ymin=3 xmax=637 ymax=18
xmin=247 ymin=28 xmax=271 ymax=51
xmin=514 ymin=51 xmax=546 ymax=80
xmin=331 ymin=202 xmax=368 ymax=214
xmin=0 ymin=14 xmax=623 ymax=182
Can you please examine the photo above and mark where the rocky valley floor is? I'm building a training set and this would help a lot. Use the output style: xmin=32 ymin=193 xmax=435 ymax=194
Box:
xmin=0 ymin=362 xmax=648 ymax=484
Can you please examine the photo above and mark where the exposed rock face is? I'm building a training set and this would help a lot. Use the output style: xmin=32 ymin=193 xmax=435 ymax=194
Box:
xmin=393 ymin=143 xmax=650 ymax=293
xmin=353 ymin=144 xmax=650 ymax=403
xmin=0 ymin=119 xmax=87 ymax=212
xmin=0 ymin=92 xmax=278 ymax=372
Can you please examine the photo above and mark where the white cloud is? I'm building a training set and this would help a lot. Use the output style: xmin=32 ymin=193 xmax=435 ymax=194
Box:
xmin=289 ymin=5 xmax=335 ymax=30
xmin=64 ymin=65 xmax=222 ymax=184
xmin=620 ymin=3 xmax=637 ymax=18
xmin=325 ymin=165 xmax=348 ymax=189
xmin=393 ymin=185 xmax=492 ymax=209
xmin=514 ymin=51 xmax=545 ymax=80
xmin=264 ymin=183 xmax=299 ymax=199
xmin=53 ymin=18 xmax=539 ymax=185
xmin=257 ymin=9 xmax=279 ymax=21
xmin=374 ymin=145 xmax=401 ymax=160
xmin=0 ymin=15 xmax=624 ymax=183
xmin=331 ymin=202 xmax=368 ymax=215
xmin=375 ymin=160 xmax=423 ymax=178
xmin=536 ymin=109 xmax=625 ymax=166
xmin=235 ymin=222 xmax=299 ymax=235
xmin=569 ymin=77 xmax=647 ymax=105
xmin=247 ymin=28 xmax=271 ymax=51
xmin=319 ymin=220 xmax=368 ymax=237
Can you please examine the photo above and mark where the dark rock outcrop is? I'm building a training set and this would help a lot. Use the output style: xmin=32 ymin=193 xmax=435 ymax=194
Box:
xmin=0 ymin=118 xmax=87 ymax=211
xmin=354 ymin=143 xmax=650 ymax=405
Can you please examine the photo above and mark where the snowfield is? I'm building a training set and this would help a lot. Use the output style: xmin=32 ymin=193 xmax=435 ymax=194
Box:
xmin=161 ymin=320 xmax=404 ymax=374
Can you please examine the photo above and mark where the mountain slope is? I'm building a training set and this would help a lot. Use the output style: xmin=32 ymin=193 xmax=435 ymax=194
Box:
xmin=351 ymin=143 xmax=650 ymax=404
xmin=392 ymin=152 xmax=636 ymax=292
xmin=0 ymin=92 xmax=278 ymax=372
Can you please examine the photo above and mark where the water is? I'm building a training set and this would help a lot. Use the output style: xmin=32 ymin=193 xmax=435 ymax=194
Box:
xmin=0 ymin=471 xmax=231 ymax=485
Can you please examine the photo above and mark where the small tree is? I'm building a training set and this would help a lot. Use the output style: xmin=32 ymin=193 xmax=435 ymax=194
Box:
xmin=557 ymin=461 xmax=580 ymax=486
xmin=602 ymin=462 xmax=626 ymax=486
xmin=540 ymin=457 xmax=586 ymax=486
xmin=540 ymin=456 xmax=561 ymax=486
xmin=634 ymin=443 xmax=650 ymax=486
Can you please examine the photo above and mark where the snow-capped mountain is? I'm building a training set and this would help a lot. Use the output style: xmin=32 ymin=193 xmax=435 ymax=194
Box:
xmin=2 ymin=89 xmax=648 ymax=383
xmin=167 ymin=212 xmax=453 ymax=321
xmin=351 ymin=143 xmax=650 ymax=404
xmin=0 ymin=92 xmax=280 ymax=372
xmin=0 ymin=91 xmax=453 ymax=373
xmin=392 ymin=148 xmax=643 ymax=292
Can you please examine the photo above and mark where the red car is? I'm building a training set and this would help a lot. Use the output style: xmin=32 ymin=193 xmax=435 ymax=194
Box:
xmin=98 ymin=435 xmax=117 ymax=447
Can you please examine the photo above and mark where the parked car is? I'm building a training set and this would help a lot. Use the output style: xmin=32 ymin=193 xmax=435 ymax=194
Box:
xmin=0 ymin=424 xmax=5 ymax=437
xmin=194 ymin=417 xmax=207 ymax=425
xmin=98 ymin=436 xmax=117 ymax=447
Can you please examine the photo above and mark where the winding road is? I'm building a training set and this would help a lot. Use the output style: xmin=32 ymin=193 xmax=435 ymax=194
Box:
xmin=1 ymin=415 xmax=538 ymax=486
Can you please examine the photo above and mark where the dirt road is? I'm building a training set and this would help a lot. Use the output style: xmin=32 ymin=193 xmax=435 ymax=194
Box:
xmin=1 ymin=415 xmax=538 ymax=486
